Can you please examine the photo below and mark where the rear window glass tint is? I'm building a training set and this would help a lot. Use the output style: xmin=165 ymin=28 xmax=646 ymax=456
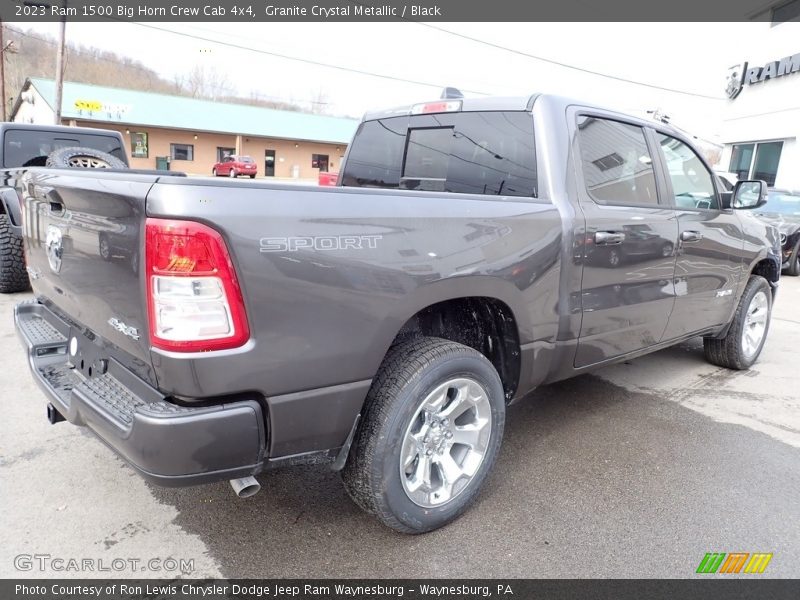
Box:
xmin=341 ymin=111 xmax=537 ymax=198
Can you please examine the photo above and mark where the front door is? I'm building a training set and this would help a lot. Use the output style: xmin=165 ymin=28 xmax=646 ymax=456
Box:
xmin=574 ymin=115 xmax=679 ymax=367
xmin=654 ymin=133 xmax=742 ymax=339
xmin=265 ymin=150 xmax=276 ymax=177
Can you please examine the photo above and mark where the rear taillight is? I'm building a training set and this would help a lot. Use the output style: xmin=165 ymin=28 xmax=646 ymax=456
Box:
xmin=145 ymin=218 xmax=249 ymax=352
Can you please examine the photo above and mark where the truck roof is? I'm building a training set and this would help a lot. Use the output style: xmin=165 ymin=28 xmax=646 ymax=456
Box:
xmin=0 ymin=122 xmax=123 ymax=137
xmin=362 ymin=93 xmax=682 ymax=137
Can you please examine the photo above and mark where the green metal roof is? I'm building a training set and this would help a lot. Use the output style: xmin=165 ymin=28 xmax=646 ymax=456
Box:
xmin=28 ymin=78 xmax=359 ymax=144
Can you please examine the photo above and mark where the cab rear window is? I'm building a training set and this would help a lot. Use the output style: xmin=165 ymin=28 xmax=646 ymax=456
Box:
xmin=341 ymin=111 xmax=537 ymax=197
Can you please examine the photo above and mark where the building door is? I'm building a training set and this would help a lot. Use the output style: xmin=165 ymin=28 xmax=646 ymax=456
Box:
xmin=265 ymin=150 xmax=276 ymax=177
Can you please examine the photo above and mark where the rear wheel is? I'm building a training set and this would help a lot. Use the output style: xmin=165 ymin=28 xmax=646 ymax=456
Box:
xmin=704 ymin=275 xmax=772 ymax=370
xmin=249 ymin=174 xmax=256 ymax=179
xmin=229 ymin=169 xmax=237 ymax=178
xmin=786 ymin=241 xmax=800 ymax=276
xmin=342 ymin=337 xmax=505 ymax=533
xmin=0 ymin=214 xmax=30 ymax=293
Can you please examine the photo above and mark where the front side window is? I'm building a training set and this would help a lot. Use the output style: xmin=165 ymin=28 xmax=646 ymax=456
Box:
xmin=658 ymin=134 xmax=718 ymax=210
xmin=341 ymin=111 xmax=537 ymax=198
xmin=577 ymin=116 xmax=659 ymax=206
xmin=170 ymin=143 xmax=194 ymax=161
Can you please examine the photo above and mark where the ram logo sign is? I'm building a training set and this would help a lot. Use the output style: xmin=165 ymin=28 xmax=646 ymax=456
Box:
xmin=696 ymin=552 xmax=773 ymax=574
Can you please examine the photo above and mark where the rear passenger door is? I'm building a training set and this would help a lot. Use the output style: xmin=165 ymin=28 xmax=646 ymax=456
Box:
xmin=654 ymin=133 xmax=742 ymax=339
xmin=573 ymin=114 xmax=679 ymax=367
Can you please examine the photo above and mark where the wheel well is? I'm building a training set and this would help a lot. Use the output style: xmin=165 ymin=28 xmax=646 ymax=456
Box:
xmin=752 ymin=258 xmax=779 ymax=284
xmin=392 ymin=297 xmax=521 ymax=401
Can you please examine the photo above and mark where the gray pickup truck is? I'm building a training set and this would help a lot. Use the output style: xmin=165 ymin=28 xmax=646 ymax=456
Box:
xmin=14 ymin=94 xmax=781 ymax=533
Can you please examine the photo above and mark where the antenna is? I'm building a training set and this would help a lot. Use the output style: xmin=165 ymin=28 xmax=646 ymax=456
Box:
xmin=440 ymin=87 xmax=464 ymax=100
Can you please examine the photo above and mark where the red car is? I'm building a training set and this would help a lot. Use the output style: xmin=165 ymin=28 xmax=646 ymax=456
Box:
xmin=212 ymin=155 xmax=257 ymax=178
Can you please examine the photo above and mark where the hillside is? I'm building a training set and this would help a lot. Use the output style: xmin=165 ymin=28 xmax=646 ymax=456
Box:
xmin=1 ymin=26 xmax=308 ymax=117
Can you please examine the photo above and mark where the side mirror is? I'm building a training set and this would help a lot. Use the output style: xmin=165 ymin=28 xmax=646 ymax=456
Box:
xmin=732 ymin=180 xmax=768 ymax=209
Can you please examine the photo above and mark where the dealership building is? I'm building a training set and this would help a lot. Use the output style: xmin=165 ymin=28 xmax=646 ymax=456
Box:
xmin=718 ymin=18 xmax=800 ymax=190
xmin=10 ymin=78 xmax=359 ymax=179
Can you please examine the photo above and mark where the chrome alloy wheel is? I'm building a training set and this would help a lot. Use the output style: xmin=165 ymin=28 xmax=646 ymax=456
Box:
xmin=741 ymin=290 xmax=768 ymax=358
xmin=67 ymin=155 xmax=112 ymax=168
xmin=400 ymin=377 xmax=492 ymax=508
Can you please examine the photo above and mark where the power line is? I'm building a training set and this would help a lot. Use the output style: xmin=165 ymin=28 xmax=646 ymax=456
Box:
xmin=412 ymin=22 xmax=725 ymax=101
xmin=125 ymin=21 xmax=491 ymax=96
xmin=4 ymin=26 xmax=329 ymax=107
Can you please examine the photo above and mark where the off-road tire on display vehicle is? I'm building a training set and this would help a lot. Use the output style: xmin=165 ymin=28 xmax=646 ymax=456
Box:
xmin=704 ymin=275 xmax=772 ymax=370
xmin=786 ymin=241 xmax=800 ymax=277
xmin=45 ymin=146 xmax=127 ymax=170
xmin=0 ymin=214 xmax=29 ymax=293
xmin=342 ymin=337 xmax=505 ymax=534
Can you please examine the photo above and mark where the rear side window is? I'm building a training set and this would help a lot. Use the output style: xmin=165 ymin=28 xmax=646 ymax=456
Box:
xmin=3 ymin=130 xmax=126 ymax=168
xmin=577 ymin=116 xmax=659 ymax=206
xmin=341 ymin=111 xmax=537 ymax=197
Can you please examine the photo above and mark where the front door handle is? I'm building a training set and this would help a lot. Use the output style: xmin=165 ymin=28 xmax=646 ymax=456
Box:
xmin=680 ymin=230 xmax=703 ymax=243
xmin=594 ymin=231 xmax=625 ymax=245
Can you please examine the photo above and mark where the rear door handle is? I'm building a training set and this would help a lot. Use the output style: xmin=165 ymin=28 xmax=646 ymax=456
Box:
xmin=680 ymin=230 xmax=703 ymax=242
xmin=594 ymin=231 xmax=625 ymax=245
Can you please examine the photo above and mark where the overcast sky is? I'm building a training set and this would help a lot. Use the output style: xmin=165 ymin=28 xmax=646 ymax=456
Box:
xmin=14 ymin=21 xmax=786 ymax=141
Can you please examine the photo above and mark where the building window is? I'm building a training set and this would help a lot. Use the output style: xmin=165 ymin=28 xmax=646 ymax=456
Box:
xmin=729 ymin=141 xmax=783 ymax=186
xmin=311 ymin=153 xmax=329 ymax=172
xmin=772 ymin=0 xmax=800 ymax=24
xmin=217 ymin=147 xmax=234 ymax=162
xmin=131 ymin=132 xmax=148 ymax=158
xmin=170 ymin=143 xmax=194 ymax=161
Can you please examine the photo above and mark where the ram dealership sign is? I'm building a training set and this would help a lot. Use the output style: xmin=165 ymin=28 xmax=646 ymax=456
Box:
xmin=726 ymin=52 xmax=800 ymax=99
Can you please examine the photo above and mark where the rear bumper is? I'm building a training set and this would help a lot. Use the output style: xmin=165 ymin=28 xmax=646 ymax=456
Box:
xmin=14 ymin=300 xmax=266 ymax=487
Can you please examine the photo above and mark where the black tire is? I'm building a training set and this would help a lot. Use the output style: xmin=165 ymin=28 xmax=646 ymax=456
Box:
xmin=704 ymin=275 xmax=772 ymax=370
xmin=249 ymin=174 xmax=256 ymax=179
xmin=0 ymin=213 xmax=30 ymax=293
xmin=786 ymin=241 xmax=800 ymax=277
xmin=98 ymin=235 xmax=112 ymax=261
xmin=342 ymin=337 xmax=505 ymax=534
xmin=46 ymin=147 xmax=127 ymax=170
xmin=212 ymin=167 xmax=217 ymax=177
xmin=229 ymin=169 xmax=237 ymax=178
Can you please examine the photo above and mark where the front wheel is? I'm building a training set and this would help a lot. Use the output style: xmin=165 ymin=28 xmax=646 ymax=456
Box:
xmin=704 ymin=275 xmax=772 ymax=370
xmin=342 ymin=337 xmax=505 ymax=533
xmin=786 ymin=241 xmax=800 ymax=276
xmin=212 ymin=167 xmax=217 ymax=177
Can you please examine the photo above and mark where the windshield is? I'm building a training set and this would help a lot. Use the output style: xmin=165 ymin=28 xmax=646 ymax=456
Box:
xmin=763 ymin=191 xmax=800 ymax=216
xmin=3 ymin=129 xmax=127 ymax=168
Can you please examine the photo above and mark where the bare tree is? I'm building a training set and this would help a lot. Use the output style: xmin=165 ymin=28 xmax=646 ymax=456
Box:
xmin=175 ymin=65 xmax=232 ymax=101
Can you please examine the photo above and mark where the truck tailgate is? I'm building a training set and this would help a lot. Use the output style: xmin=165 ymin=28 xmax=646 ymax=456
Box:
xmin=20 ymin=169 xmax=159 ymax=384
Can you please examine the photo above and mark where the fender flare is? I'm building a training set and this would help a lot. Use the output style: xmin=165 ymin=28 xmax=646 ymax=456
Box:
xmin=361 ymin=275 xmax=533 ymax=376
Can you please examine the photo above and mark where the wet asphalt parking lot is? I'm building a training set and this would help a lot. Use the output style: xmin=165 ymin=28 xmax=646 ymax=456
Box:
xmin=1 ymin=277 xmax=798 ymax=579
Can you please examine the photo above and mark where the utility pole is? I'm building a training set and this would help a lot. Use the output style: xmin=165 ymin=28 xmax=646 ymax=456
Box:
xmin=0 ymin=20 xmax=5 ymax=122
xmin=54 ymin=2 xmax=66 ymax=125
